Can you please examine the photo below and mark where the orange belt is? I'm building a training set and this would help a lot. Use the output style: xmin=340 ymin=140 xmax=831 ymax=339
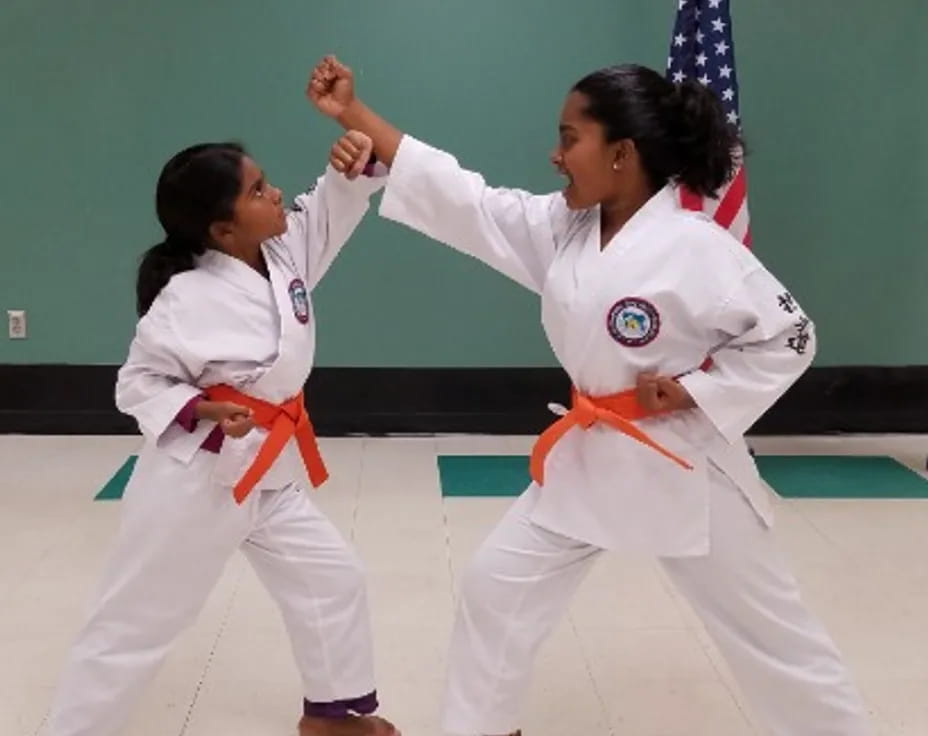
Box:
xmin=529 ymin=387 xmax=693 ymax=486
xmin=206 ymin=385 xmax=328 ymax=504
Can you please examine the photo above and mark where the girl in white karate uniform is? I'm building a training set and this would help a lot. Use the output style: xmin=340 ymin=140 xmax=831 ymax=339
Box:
xmin=46 ymin=113 xmax=399 ymax=735
xmin=308 ymin=57 xmax=873 ymax=736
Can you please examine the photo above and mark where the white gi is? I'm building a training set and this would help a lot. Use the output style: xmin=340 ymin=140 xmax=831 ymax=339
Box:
xmin=46 ymin=166 xmax=386 ymax=736
xmin=379 ymin=136 xmax=872 ymax=736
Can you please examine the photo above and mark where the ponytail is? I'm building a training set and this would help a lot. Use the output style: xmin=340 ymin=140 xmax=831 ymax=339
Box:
xmin=666 ymin=79 xmax=740 ymax=196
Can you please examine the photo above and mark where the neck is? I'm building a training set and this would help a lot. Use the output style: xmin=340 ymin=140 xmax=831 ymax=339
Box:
xmin=599 ymin=186 xmax=653 ymax=247
xmin=225 ymin=243 xmax=267 ymax=276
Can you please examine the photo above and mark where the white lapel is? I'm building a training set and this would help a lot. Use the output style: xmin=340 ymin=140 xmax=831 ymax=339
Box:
xmin=598 ymin=185 xmax=678 ymax=256
xmin=252 ymin=244 xmax=315 ymax=399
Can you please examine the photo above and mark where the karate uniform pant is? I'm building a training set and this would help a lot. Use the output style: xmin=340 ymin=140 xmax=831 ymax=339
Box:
xmin=46 ymin=449 xmax=375 ymax=736
xmin=443 ymin=465 xmax=873 ymax=736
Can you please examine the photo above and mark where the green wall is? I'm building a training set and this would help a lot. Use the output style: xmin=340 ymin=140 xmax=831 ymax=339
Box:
xmin=1 ymin=1 xmax=925 ymax=367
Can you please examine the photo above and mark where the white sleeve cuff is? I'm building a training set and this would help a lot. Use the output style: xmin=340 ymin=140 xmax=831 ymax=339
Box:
xmin=677 ymin=369 xmax=744 ymax=444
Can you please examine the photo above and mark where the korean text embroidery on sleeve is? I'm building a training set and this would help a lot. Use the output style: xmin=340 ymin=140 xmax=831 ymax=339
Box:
xmin=777 ymin=292 xmax=798 ymax=314
xmin=787 ymin=316 xmax=811 ymax=355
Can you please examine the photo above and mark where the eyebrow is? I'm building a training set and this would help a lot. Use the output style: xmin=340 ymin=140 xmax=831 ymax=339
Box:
xmin=559 ymin=124 xmax=577 ymax=133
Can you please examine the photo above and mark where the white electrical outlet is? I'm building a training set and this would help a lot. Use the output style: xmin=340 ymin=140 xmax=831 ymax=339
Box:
xmin=8 ymin=310 xmax=27 ymax=339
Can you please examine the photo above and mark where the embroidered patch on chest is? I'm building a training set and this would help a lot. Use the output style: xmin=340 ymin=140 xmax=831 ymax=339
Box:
xmin=606 ymin=297 xmax=660 ymax=347
xmin=288 ymin=279 xmax=310 ymax=324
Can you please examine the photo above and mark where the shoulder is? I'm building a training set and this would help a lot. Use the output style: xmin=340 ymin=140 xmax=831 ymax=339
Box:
xmin=141 ymin=267 xmax=222 ymax=334
xmin=160 ymin=267 xmax=220 ymax=304
xmin=669 ymin=208 xmax=762 ymax=275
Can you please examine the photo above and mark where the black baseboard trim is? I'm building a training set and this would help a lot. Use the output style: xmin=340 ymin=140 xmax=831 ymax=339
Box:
xmin=2 ymin=365 xmax=927 ymax=436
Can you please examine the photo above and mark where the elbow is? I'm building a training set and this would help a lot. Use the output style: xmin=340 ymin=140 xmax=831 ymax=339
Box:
xmin=784 ymin=315 xmax=816 ymax=370
xmin=114 ymin=389 xmax=137 ymax=421
xmin=806 ymin=333 xmax=818 ymax=366
xmin=113 ymin=363 xmax=146 ymax=418
xmin=114 ymin=368 xmax=130 ymax=415
xmin=802 ymin=322 xmax=818 ymax=366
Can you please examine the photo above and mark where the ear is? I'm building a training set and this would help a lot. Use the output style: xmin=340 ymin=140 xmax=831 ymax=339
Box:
xmin=611 ymin=139 xmax=635 ymax=171
xmin=209 ymin=220 xmax=235 ymax=249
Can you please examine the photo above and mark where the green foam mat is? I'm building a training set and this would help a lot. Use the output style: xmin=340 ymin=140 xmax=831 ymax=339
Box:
xmin=95 ymin=456 xmax=137 ymax=501
xmin=96 ymin=453 xmax=928 ymax=501
xmin=438 ymin=454 xmax=928 ymax=499
xmin=439 ymin=455 xmax=530 ymax=497
xmin=754 ymin=455 xmax=928 ymax=499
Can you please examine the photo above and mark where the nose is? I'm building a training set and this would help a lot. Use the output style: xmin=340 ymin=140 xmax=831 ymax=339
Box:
xmin=271 ymin=186 xmax=283 ymax=205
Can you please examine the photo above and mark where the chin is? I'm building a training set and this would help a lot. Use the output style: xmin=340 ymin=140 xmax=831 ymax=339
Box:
xmin=561 ymin=188 xmax=590 ymax=211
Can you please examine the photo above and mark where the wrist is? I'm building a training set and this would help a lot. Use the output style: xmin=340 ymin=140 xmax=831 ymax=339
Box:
xmin=336 ymin=99 xmax=366 ymax=129
xmin=677 ymin=385 xmax=697 ymax=410
xmin=194 ymin=400 xmax=217 ymax=421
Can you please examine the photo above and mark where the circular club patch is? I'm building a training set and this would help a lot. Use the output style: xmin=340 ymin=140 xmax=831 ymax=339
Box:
xmin=606 ymin=297 xmax=660 ymax=347
xmin=288 ymin=279 xmax=310 ymax=324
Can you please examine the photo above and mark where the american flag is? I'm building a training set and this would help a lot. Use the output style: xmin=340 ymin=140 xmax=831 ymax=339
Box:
xmin=666 ymin=0 xmax=751 ymax=247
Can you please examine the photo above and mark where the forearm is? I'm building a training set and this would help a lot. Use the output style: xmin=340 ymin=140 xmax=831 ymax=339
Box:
xmin=337 ymin=100 xmax=403 ymax=166
xmin=679 ymin=334 xmax=815 ymax=442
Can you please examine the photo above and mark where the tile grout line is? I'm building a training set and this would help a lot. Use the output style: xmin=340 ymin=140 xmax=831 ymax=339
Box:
xmin=436 ymin=440 xmax=460 ymax=608
xmin=652 ymin=566 xmax=761 ymax=734
xmin=177 ymin=565 xmax=245 ymax=736
xmin=351 ymin=440 xmax=367 ymax=544
xmin=567 ymin=613 xmax=617 ymax=736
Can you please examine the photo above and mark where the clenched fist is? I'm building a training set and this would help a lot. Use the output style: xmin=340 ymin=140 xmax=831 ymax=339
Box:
xmin=307 ymin=55 xmax=356 ymax=119
xmin=330 ymin=130 xmax=373 ymax=180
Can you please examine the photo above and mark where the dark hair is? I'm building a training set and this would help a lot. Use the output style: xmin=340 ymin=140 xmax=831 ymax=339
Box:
xmin=572 ymin=64 xmax=741 ymax=197
xmin=136 ymin=142 xmax=246 ymax=316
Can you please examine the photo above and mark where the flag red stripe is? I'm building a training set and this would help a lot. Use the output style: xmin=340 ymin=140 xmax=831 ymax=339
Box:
xmin=714 ymin=167 xmax=746 ymax=229
xmin=680 ymin=187 xmax=703 ymax=211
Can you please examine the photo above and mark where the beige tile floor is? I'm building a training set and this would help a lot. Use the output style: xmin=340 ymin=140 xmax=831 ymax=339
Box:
xmin=2 ymin=433 xmax=927 ymax=735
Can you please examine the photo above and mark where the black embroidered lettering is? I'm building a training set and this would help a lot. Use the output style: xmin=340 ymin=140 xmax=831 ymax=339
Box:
xmin=786 ymin=315 xmax=811 ymax=355
xmin=777 ymin=291 xmax=797 ymax=314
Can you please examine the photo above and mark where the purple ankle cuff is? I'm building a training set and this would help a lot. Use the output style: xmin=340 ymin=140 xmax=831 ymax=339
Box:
xmin=303 ymin=691 xmax=378 ymax=718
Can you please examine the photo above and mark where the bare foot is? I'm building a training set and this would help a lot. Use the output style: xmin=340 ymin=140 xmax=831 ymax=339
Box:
xmin=298 ymin=714 xmax=400 ymax=736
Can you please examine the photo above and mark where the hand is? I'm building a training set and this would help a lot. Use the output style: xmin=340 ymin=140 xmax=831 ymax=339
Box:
xmin=636 ymin=372 xmax=696 ymax=413
xmin=196 ymin=400 xmax=255 ymax=438
xmin=307 ymin=55 xmax=356 ymax=119
xmin=330 ymin=130 xmax=373 ymax=180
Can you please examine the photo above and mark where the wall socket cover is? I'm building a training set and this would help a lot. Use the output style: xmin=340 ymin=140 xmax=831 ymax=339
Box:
xmin=8 ymin=310 xmax=27 ymax=339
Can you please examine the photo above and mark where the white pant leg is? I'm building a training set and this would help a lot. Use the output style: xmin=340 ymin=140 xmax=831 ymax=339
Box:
xmin=241 ymin=485 xmax=376 ymax=704
xmin=443 ymin=486 xmax=602 ymax=736
xmin=46 ymin=450 xmax=254 ymax=736
xmin=661 ymin=466 xmax=874 ymax=736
